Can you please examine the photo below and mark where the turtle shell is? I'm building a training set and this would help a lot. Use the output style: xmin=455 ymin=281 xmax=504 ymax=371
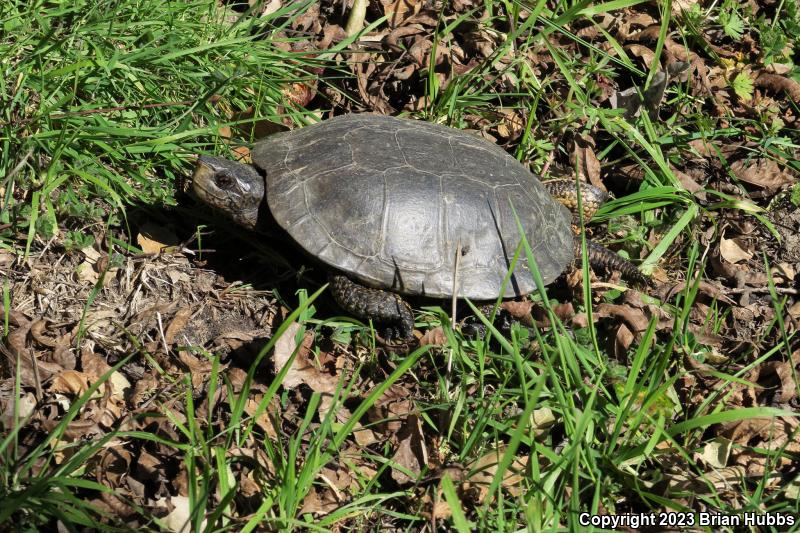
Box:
xmin=252 ymin=114 xmax=573 ymax=299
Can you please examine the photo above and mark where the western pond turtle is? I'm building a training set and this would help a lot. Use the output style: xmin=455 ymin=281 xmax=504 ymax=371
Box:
xmin=192 ymin=114 xmax=645 ymax=340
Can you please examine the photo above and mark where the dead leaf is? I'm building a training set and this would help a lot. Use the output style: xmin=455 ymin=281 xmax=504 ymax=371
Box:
xmin=82 ymin=349 xmax=130 ymax=401
xmin=697 ymin=438 xmax=733 ymax=469
xmin=419 ymin=326 xmax=447 ymax=346
xmin=720 ymin=236 xmax=753 ymax=264
xmin=571 ymin=135 xmax=604 ymax=190
xmin=467 ymin=446 xmax=528 ymax=503
xmin=501 ymin=300 xmax=534 ymax=321
xmin=391 ymin=414 xmax=427 ymax=485
xmin=759 ymin=350 xmax=800 ymax=403
xmin=243 ymin=395 xmax=279 ymax=439
xmin=300 ymin=487 xmax=339 ymax=517
xmin=75 ymin=261 xmax=99 ymax=285
xmin=672 ymin=165 xmax=706 ymax=200
xmin=273 ymin=323 xmax=337 ymax=393
xmin=771 ymin=263 xmax=795 ymax=283
xmin=161 ymin=495 xmax=205 ymax=533
xmin=671 ymin=0 xmax=698 ymax=15
xmin=755 ymin=72 xmax=800 ymax=102
xmin=625 ymin=44 xmax=656 ymax=69
xmin=496 ymin=109 xmax=524 ymax=140
xmin=595 ymin=303 xmax=649 ymax=332
xmin=50 ymin=370 xmax=91 ymax=396
xmin=731 ymin=158 xmax=796 ymax=189
xmin=381 ymin=0 xmax=421 ymax=28
xmin=165 ymin=307 xmax=193 ymax=345
xmin=137 ymin=223 xmax=180 ymax=255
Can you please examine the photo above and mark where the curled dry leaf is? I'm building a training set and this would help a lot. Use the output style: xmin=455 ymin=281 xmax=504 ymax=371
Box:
xmin=136 ymin=223 xmax=180 ymax=255
xmin=671 ymin=165 xmax=706 ymax=200
xmin=82 ymin=349 xmax=131 ymax=401
xmin=759 ymin=350 xmax=800 ymax=403
xmin=165 ymin=307 xmax=193 ymax=345
xmin=466 ymin=446 xmax=529 ymax=503
xmin=595 ymin=303 xmax=649 ymax=332
xmin=161 ymin=495 xmax=205 ymax=533
xmin=496 ymin=109 xmax=524 ymax=140
xmin=300 ymin=487 xmax=340 ymax=517
xmin=571 ymin=134 xmax=604 ymax=190
xmin=381 ymin=0 xmax=421 ymax=28
xmin=501 ymin=300 xmax=534 ymax=322
xmin=755 ymin=72 xmax=800 ymax=102
xmin=613 ymin=322 xmax=635 ymax=354
xmin=666 ymin=465 xmax=748 ymax=494
xmin=719 ymin=236 xmax=753 ymax=264
xmin=625 ymin=44 xmax=656 ymax=69
xmin=391 ymin=414 xmax=428 ymax=485
xmin=1 ymin=391 xmax=36 ymax=427
xmin=244 ymin=395 xmax=279 ymax=439
xmin=50 ymin=370 xmax=91 ymax=396
xmin=273 ymin=322 xmax=337 ymax=394
xmin=419 ymin=326 xmax=447 ymax=346
xmin=696 ymin=438 xmax=733 ymax=469
xmin=730 ymin=158 xmax=796 ymax=189
xmin=75 ymin=261 xmax=99 ymax=284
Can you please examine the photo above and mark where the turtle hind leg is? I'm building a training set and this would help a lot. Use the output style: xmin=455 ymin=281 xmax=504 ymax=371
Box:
xmin=542 ymin=179 xmax=608 ymax=226
xmin=575 ymin=237 xmax=652 ymax=286
xmin=329 ymin=274 xmax=415 ymax=341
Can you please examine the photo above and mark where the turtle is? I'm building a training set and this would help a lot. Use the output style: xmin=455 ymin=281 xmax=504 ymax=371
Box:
xmin=191 ymin=114 xmax=646 ymax=341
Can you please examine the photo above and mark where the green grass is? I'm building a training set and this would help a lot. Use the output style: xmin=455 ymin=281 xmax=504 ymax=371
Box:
xmin=2 ymin=0 xmax=800 ymax=530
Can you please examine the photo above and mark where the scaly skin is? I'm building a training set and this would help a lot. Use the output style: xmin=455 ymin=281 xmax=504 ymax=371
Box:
xmin=542 ymin=179 xmax=608 ymax=226
xmin=544 ymin=179 xmax=649 ymax=285
xmin=329 ymin=274 xmax=415 ymax=341
xmin=577 ymin=238 xmax=652 ymax=286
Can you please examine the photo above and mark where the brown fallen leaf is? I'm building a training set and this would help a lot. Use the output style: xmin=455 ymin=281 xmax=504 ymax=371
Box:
xmin=82 ymin=348 xmax=130 ymax=401
xmin=501 ymin=300 xmax=534 ymax=322
xmin=137 ymin=222 xmax=180 ymax=255
xmin=381 ymin=0 xmax=421 ymax=28
xmin=755 ymin=72 xmax=800 ymax=102
xmin=759 ymin=350 xmax=800 ymax=403
xmin=719 ymin=236 xmax=753 ymax=264
xmin=730 ymin=158 xmax=796 ymax=189
xmin=165 ymin=307 xmax=193 ymax=345
xmin=243 ymin=394 xmax=279 ymax=439
xmin=391 ymin=414 xmax=428 ymax=485
xmin=300 ymin=486 xmax=340 ymax=517
xmin=419 ymin=326 xmax=447 ymax=346
xmin=595 ymin=303 xmax=649 ymax=332
xmin=161 ymin=495 xmax=204 ymax=533
xmin=50 ymin=370 xmax=91 ymax=396
xmin=625 ymin=44 xmax=656 ymax=69
xmin=496 ymin=109 xmax=524 ymax=140
xmin=571 ymin=134 xmax=605 ymax=191
xmin=466 ymin=445 xmax=529 ymax=503
xmin=273 ymin=322 xmax=338 ymax=394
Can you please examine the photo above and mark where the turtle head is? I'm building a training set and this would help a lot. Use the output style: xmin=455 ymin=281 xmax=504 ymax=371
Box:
xmin=192 ymin=155 xmax=265 ymax=230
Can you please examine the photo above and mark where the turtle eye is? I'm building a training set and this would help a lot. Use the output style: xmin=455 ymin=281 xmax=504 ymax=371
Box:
xmin=215 ymin=172 xmax=234 ymax=189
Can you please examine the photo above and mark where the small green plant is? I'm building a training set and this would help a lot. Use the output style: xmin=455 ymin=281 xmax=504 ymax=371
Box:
xmin=63 ymin=231 xmax=95 ymax=251
xmin=718 ymin=0 xmax=745 ymax=40
xmin=731 ymin=71 xmax=754 ymax=101
xmin=755 ymin=0 xmax=800 ymax=65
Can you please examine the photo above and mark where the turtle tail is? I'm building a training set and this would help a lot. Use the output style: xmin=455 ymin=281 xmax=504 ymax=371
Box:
xmin=575 ymin=237 xmax=652 ymax=286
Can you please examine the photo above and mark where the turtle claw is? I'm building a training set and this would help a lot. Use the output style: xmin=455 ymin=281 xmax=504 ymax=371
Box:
xmin=329 ymin=274 xmax=416 ymax=343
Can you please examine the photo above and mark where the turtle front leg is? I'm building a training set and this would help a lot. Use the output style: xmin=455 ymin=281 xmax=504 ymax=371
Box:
xmin=329 ymin=274 xmax=415 ymax=341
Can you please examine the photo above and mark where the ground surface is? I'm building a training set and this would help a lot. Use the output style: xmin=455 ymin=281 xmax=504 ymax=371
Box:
xmin=1 ymin=0 xmax=799 ymax=531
